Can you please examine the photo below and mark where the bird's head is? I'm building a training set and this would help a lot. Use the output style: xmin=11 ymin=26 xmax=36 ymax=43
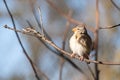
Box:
xmin=72 ymin=25 xmax=87 ymax=34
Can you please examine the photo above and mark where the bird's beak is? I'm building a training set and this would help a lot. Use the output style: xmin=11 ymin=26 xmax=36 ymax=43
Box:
xmin=72 ymin=27 xmax=77 ymax=32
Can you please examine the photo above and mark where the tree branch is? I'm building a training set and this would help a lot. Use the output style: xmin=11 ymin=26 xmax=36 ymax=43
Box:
xmin=99 ymin=24 xmax=120 ymax=29
xmin=4 ymin=25 xmax=120 ymax=65
xmin=59 ymin=10 xmax=72 ymax=80
xmin=3 ymin=0 xmax=45 ymax=80
xmin=94 ymin=0 xmax=99 ymax=80
xmin=46 ymin=0 xmax=94 ymax=32
xmin=111 ymin=0 xmax=120 ymax=11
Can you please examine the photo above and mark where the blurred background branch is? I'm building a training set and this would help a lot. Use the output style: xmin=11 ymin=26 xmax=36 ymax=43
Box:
xmin=94 ymin=0 xmax=99 ymax=80
xmin=3 ymin=0 xmax=50 ymax=80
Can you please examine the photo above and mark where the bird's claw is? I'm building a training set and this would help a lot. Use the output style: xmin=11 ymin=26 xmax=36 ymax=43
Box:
xmin=79 ymin=56 xmax=84 ymax=61
xmin=71 ymin=53 xmax=76 ymax=58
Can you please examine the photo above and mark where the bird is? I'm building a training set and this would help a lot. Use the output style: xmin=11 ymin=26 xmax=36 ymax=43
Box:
xmin=69 ymin=25 xmax=92 ymax=63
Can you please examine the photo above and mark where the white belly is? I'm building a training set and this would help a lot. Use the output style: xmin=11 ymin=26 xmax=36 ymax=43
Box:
xmin=69 ymin=35 xmax=85 ymax=56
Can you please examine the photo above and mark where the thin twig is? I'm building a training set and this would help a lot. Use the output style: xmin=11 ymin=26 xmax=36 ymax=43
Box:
xmin=46 ymin=0 xmax=94 ymax=32
xmin=99 ymin=24 xmax=120 ymax=29
xmin=46 ymin=0 xmax=83 ymax=25
xmin=26 ymin=20 xmax=49 ymax=80
xmin=38 ymin=7 xmax=44 ymax=36
xmin=62 ymin=11 xmax=72 ymax=50
xmin=32 ymin=6 xmax=52 ymax=41
xmin=86 ymin=64 xmax=96 ymax=80
xmin=4 ymin=25 xmax=120 ymax=65
xmin=111 ymin=0 xmax=120 ymax=11
xmin=94 ymin=0 xmax=99 ymax=80
xmin=59 ymin=58 xmax=64 ymax=80
xmin=34 ymin=65 xmax=49 ymax=80
xmin=3 ymin=0 xmax=41 ymax=80
xmin=59 ymin=10 xmax=72 ymax=80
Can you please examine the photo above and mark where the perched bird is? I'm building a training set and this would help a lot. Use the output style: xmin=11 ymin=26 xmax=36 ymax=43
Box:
xmin=69 ymin=25 xmax=92 ymax=63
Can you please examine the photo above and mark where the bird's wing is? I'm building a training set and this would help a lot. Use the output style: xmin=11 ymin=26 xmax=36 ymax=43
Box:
xmin=79 ymin=36 xmax=87 ymax=47
xmin=78 ymin=34 xmax=92 ymax=52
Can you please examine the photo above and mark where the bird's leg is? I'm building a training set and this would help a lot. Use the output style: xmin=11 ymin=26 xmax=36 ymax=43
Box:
xmin=79 ymin=56 xmax=84 ymax=61
xmin=71 ymin=53 xmax=77 ymax=58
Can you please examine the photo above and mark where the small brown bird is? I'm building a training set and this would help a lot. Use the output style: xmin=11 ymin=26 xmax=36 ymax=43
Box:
xmin=69 ymin=25 xmax=92 ymax=63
